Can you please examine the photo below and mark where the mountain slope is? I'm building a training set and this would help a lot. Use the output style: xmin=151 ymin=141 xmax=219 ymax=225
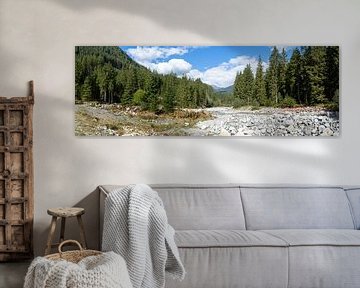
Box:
xmin=75 ymin=46 xmax=216 ymax=111
xmin=75 ymin=46 xmax=144 ymax=71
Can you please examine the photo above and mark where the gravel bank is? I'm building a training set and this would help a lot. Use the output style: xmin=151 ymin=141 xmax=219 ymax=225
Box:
xmin=187 ymin=107 xmax=339 ymax=136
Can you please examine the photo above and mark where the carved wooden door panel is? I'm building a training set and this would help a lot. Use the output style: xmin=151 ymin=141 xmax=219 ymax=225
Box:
xmin=0 ymin=82 xmax=34 ymax=261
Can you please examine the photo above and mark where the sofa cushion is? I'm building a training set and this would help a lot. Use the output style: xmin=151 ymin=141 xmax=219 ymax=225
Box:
xmin=287 ymin=246 xmax=360 ymax=288
xmin=100 ymin=184 xmax=246 ymax=230
xmin=175 ymin=230 xmax=288 ymax=248
xmin=240 ymin=186 xmax=355 ymax=230
xmin=153 ymin=186 xmax=246 ymax=230
xmin=262 ymin=229 xmax=360 ymax=246
xmin=261 ymin=230 xmax=360 ymax=288
xmin=165 ymin=246 xmax=289 ymax=288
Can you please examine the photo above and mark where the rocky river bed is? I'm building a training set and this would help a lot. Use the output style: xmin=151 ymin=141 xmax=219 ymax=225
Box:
xmin=75 ymin=103 xmax=339 ymax=137
xmin=187 ymin=107 xmax=340 ymax=136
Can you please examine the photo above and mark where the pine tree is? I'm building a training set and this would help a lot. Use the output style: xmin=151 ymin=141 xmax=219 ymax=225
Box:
xmin=95 ymin=67 xmax=107 ymax=102
xmin=81 ymin=77 xmax=92 ymax=102
xmin=95 ymin=64 xmax=116 ymax=103
xmin=185 ymin=79 xmax=195 ymax=107
xmin=233 ymin=72 xmax=241 ymax=98
xmin=175 ymin=78 xmax=188 ymax=107
xmin=266 ymin=46 xmax=280 ymax=105
xmin=233 ymin=71 xmax=246 ymax=105
xmin=144 ymin=73 xmax=160 ymax=111
xmin=302 ymin=46 xmax=327 ymax=104
xmin=324 ymin=46 xmax=339 ymax=102
xmin=161 ymin=75 xmax=176 ymax=112
xmin=243 ymin=64 xmax=255 ymax=105
xmin=233 ymin=65 xmax=254 ymax=106
xmin=278 ymin=48 xmax=287 ymax=101
xmin=122 ymin=66 xmax=138 ymax=105
xmin=285 ymin=48 xmax=302 ymax=103
xmin=114 ymin=71 xmax=126 ymax=103
xmin=193 ymin=79 xmax=204 ymax=107
xmin=75 ymin=60 xmax=85 ymax=100
xmin=254 ymin=56 xmax=267 ymax=106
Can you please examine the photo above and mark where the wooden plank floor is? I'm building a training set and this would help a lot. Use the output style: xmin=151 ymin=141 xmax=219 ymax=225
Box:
xmin=0 ymin=261 xmax=30 ymax=288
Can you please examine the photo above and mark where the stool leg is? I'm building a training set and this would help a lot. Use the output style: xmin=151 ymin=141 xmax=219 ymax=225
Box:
xmin=77 ymin=215 xmax=87 ymax=249
xmin=60 ymin=217 xmax=66 ymax=243
xmin=45 ymin=216 xmax=57 ymax=255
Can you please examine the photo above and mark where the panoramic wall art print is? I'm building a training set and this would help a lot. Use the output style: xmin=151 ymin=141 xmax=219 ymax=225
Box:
xmin=75 ymin=46 xmax=339 ymax=137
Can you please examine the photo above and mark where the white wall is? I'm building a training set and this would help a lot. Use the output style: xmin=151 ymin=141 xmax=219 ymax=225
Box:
xmin=0 ymin=0 xmax=359 ymax=256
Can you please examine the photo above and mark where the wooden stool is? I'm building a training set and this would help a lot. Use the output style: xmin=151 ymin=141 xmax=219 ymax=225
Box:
xmin=45 ymin=207 xmax=87 ymax=255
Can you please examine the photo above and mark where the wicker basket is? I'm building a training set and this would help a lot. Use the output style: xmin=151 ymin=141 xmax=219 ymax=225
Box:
xmin=45 ymin=240 xmax=102 ymax=263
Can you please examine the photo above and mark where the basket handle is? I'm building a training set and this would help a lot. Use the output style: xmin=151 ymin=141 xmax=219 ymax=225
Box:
xmin=58 ymin=240 xmax=83 ymax=255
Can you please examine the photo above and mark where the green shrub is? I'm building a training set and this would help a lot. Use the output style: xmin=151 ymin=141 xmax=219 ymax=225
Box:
xmin=133 ymin=89 xmax=145 ymax=106
xmin=324 ymin=101 xmax=339 ymax=111
xmin=279 ymin=96 xmax=297 ymax=108
xmin=232 ymin=98 xmax=244 ymax=108
xmin=324 ymin=89 xmax=339 ymax=111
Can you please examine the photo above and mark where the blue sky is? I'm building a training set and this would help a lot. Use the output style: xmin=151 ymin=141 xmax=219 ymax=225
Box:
xmin=121 ymin=46 xmax=296 ymax=88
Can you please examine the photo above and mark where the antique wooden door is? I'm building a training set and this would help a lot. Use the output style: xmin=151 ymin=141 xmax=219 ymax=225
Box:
xmin=0 ymin=81 xmax=34 ymax=261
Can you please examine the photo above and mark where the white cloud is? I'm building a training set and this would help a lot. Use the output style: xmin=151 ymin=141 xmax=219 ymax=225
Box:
xmin=228 ymin=56 xmax=254 ymax=66
xmin=126 ymin=46 xmax=188 ymax=63
xmin=187 ymin=69 xmax=203 ymax=80
xmin=147 ymin=59 xmax=192 ymax=75
xmin=126 ymin=46 xmax=269 ymax=88
xmin=126 ymin=46 xmax=192 ymax=75
xmin=187 ymin=55 xmax=265 ymax=88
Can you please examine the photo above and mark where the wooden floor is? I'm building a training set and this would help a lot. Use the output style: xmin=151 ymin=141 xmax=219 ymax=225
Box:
xmin=0 ymin=261 xmax=30 ymax=288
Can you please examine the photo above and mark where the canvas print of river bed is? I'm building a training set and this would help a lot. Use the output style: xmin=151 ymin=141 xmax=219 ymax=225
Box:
xmin=75 ymin=46 xmax=339 ymax=136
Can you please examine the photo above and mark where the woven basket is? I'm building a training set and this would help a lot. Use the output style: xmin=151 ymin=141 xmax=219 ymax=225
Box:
xmin=45 ymin=240 xmax=102 ymax=263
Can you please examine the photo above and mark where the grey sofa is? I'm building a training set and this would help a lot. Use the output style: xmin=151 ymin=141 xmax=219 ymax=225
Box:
xmin=99 ymin=184 xmax=360 ymax=288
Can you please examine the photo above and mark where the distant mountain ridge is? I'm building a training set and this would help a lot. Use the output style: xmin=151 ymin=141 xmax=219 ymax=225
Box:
xmin=213 ymin=84 xmax=234 ymax=93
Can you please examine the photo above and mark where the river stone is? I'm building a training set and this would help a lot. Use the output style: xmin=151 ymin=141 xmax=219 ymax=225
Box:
xmin=229 ymin=127 xmax=237 ymax=135
xmin=321 ymin=127 xmax=334 ymax=136
xmin=304 ymin=126 xmax=312 ymax=136
xmin=287 ymin=125 xmax=295 ymax=133
xmin=285 ymin=119 xmax=294 ymax=126
xmin=219 ymin=127 xmax=231 ymax=136
xmin=235 ymin=130 xmax=245 ymax=136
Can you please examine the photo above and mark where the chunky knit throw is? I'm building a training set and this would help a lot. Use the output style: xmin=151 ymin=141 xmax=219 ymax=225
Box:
xmin=24 ymin=251 xmax=132 ymax=288
xmin=102 ymin=184 xmax=185 ymax=288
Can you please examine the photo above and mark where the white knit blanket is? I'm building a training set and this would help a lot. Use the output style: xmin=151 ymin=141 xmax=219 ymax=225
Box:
xmin=102 ymin=184 xmax=185 ymax=288
xmin=24 ymin=251 xmax=133 ymax=288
